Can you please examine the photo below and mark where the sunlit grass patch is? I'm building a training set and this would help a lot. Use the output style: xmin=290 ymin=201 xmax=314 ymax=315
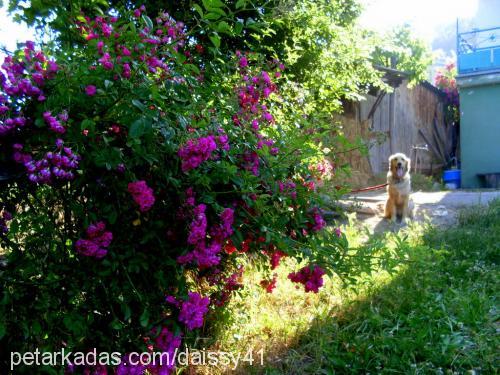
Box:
xmin=201 ymin=200 xmax=499 ymax=374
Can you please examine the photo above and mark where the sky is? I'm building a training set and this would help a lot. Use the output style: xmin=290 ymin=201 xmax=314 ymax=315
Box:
xmin=358 ymin=0 xmax=480 ymax=43
xmin=0 ymin=5 xmax=33 ymax=56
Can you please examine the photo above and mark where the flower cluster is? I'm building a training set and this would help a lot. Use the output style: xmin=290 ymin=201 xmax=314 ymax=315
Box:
xmin=14 ymin=140 xmax=80 ymax=184
xmin=241 ymin=150 xmax=260 ymax=176
xmin=288 ymin=265 xmax=326 ymax=293
xmin=434 ymin=62 xmax=459 ymax=107
xmin=75 ymin=221 xmax=113 ymax=259
xmin=269 ymin=249 xmax=287 ymax=270
xmin=128 ymin=180 xmax=156 ymax=212
xmin=150 ymin=326 xmax=182 ymax=373
xmin=311 ymin=209 xmax=326 ymax=232
xmin=42 ymin=111 xmax=67 ymax=133
xmin=278 ymin=180 xmax=297 ymax=199
xmin=0 ymin=41 xmax=56 ymax=102
xmin=434 ymin=62 xmax=459 ymax=124
xmin=177 ymin=204 xmax=235 ymax=269
xmin=309 ymin=158 xmax=334 ymax=180
xmin=178 ymin=135 xmax=221 ymax=172
xmin=177 ymin=186 xmax=235 ymax=269
xmin=76 ymin=6 xmax=186 ymax=86
xmin=178 ymin=292 xmax=210 ymax=331
xmin=0 ymin=115 xmax=26 ymax=135
xmin=115 ymin=354 xmax=146 ymax=375
xmin=0 ymin=42 xmax=58 ymax=136
xmin=232 ymin=54 xmax=284 ymax=176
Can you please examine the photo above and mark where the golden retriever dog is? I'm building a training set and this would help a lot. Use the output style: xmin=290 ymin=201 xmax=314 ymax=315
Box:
xmin=384 ymin=153 xmax=412 ymax=222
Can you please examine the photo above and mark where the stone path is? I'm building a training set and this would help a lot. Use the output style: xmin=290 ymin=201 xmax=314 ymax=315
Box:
xmin=340 ymin=190 xmax=500 ymax=233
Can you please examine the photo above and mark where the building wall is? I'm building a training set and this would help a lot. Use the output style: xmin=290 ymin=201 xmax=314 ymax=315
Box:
xmin=458 ymin=73 xmax=500 ymax=188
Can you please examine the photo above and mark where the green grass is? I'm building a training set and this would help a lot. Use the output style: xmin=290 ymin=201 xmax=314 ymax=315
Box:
xmin=203 ymin=200 xmax=500 ymax=374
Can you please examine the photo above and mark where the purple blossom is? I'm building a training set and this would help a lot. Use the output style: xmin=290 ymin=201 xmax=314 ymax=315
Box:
xmin=43 ymin=111 xmax=65 ymax=133
xmin=115 ymin=354 xmax=147 ymax=375
xmin=178 ymin=136 xmax=218 ymax=172
xmin=178 ymin=292 xmax=210 ymax=330
xmin=128 ymin=180 xmax=156 ymax=212
xmin=75 ymin=221 xmax=113 ymax=259
xmin=187 ymin=204 xmax=207 ymax=245
xmin=312 ymin=210 xmax=326 ymax=232
xmin=16 ymin=139 xmax=80 ymax=184
xmin=85 ymin=85 xmax=97 ymax=96
xmin=239 ymin=56 xmax=248 ymax=68
xmin=219 ymin=208 xmax=234 ymax=238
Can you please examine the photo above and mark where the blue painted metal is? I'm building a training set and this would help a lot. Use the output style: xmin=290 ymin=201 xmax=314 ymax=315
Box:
xmin=457 ymin=24 xmax=500 ymax=74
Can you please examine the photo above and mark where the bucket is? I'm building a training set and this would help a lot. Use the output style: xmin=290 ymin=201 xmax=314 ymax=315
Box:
xmin=443 ymin=169 xmax=461 ymax=189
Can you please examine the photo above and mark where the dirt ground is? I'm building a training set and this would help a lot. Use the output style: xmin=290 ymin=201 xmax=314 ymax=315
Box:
xmin=340 ymin=190 xmax=500 ymax=233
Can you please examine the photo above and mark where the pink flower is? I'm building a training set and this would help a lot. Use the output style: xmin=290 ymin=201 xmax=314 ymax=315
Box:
xmin=128 ymin=180 xmax=155 ymax=212
xmin=85 ymin=85 xmax=97 ymax=96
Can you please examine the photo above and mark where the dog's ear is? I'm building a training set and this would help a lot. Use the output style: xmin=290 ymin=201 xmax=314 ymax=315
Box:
xmin=405 ymin=155 xmax=411 ymax=173
xmin=388 ymin=154 xmax=395 ymax=168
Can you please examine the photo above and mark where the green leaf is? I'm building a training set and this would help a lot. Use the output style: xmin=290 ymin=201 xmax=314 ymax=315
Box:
xmin=185 ymin=64 xmax=200 ymax=75
xmin=193 ymin=4 xmax=203 ymax=18
xmin=202 ymin=0 xmax=225 ymax=10
xmin=203 ymin=12 xmax=222 ymax=21
xmin=80 ymin=119 xmax=95 ymax=133
xmin=234 ymin=21 xmax=244 ymax=35
xmin=142 ymin=15 xmax=153 ymax=30
xmin=217 ymin=21 xmax=231 ymax=34
xmin=209 ymin=34 xmax=221 ymax=48
xmin=132 ymin=99 xmax=147 ymax=112
xmin=121 ymin=304 xmax=131 ymax=321
xmin=139 ymin=309 xmax=150 ymax=327
xmin=0 ymin=321 xmax=5 ymax=340
xmin=235 ymin=0 xmax=246 ymax=9
xmin=129 ymin=118 xmax=147 ymax=138
xmin=104 ymin=79 xmax=113 ymax=89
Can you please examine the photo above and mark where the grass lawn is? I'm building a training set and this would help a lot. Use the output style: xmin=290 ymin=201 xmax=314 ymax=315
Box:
xmin=203 ymin=200 xmax=499 ymax=374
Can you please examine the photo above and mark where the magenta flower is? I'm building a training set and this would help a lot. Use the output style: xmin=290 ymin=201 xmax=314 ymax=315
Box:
xmin=239 ymin=56 xmax=248 ymax=68
xmin=75 ymin=221 xmax=113 ymax=259
xmin=178 ymin=136 xmax=218 ymax=172
xmin=178 ymin=292 xmax=210 ymax=330
xmin=128 ymin=180 xmax=156 ymax=212
xmin=312 ymin=210 xmax=326 ymax=232
xmin=288 ymin=265 xmax=326 ymax=293
xmin=85 ymin=85 xmax=97 ymax=96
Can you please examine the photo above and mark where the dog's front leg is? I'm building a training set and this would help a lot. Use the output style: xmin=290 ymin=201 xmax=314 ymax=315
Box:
xmin=401 ymin=196 xmax=410 ymax=222
xmin=384 ymin=197 xmax=392 ymax=219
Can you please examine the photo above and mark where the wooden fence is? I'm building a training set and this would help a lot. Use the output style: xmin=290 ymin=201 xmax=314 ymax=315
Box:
xmin=337 ymin=79 xmax=452 ymax=186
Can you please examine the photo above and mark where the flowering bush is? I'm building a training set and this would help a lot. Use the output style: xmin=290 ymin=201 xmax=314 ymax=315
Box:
xmin=434 ymin=62 xmax=459 ymax=124
xmin=0 ymin=4 xmax=352 ymax=373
